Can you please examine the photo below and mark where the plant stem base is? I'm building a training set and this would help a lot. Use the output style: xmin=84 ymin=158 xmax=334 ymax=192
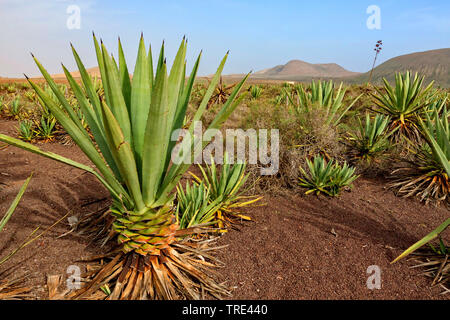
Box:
xmin=68 ymin=240 xmax=230 ymax=300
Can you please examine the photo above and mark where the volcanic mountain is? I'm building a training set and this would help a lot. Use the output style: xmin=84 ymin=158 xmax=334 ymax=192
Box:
xmin=351 ymin=48 xmax=450 ymax=87
xmin=252 ymin=60 xmax=360 ymax=80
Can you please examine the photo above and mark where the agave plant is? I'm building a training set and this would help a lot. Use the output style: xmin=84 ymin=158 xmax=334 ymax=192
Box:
xmin=371 ymin=71 xmax=435 ymax=141
xmin=91 ymin=75 xmax=104 ymax=96
xmin=299 ymin=155 xmax=358 ymax=197
xmin=346 ymin=113 xmax=395 ymax=163
xmin=35 ymin=114 xmax=57 ymax=141
xmin=423 ymin=94 xmax=448 ymax=116
xmin=0 ymin=34 xmax=248 ymax=300
xmin=0 ymin=174 xmax=32 ymax=265
xmin=0 ymin=175 xmax=34 ymax=300
xmin=286 ymin=80 xmax=362 ymax=128
xmin=6 ymin=84 xmax=16 ymax=94
xmin=176 ymin=181 xmax=222 ymax=230
xmin=6 ymin=97 xmax=22 ymax=119
xmin=17 ymin=120 xmax=34 ymax=142
xmin=250 ymin=85 xmax=262 ymax=99
xmin=0 ymin=96 xmax=4 ymax=114
xmin=24 ymin=90 xmax=35 ymax=102
xmin=207 ymin=76 xmax=237 ymax=108
xmin=390 ymin=108 xmax=450 ymax=204
xmin=191 ymin=154 xmax=260 ymax=230
xmin=392 ymin=119 xmax=450 ymax=290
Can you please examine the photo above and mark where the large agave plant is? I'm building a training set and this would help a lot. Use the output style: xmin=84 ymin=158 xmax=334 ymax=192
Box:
xmin=390 ymin=108 xmax=450 ymax=204
xmin=0 ymin=34 xmax=249 ymax=300
xmin=286 ymin=80 xmax=362 ymax=128
xmin=371 ymin=71 xmax=435 ymax=141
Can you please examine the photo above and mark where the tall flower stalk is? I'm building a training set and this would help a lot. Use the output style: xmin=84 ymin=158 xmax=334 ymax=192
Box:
xmin=368 ymin=40 xmax=383 ymax=85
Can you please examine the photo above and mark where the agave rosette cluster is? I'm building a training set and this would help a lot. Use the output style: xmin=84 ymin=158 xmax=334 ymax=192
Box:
xmin=250 ymin=85 xmax=262 ymax=99
xmin=347 ymin=113 xmax=394 ymax=163
xmin=299 ymin=155 xmax=358 ymax=196
xmin=286 ymin=80 xmax=362 ymax=128
xmin=189 ymin=154 xmax=261 ymax=230
xmin=175 ymin=181 xmax=222 ymax=230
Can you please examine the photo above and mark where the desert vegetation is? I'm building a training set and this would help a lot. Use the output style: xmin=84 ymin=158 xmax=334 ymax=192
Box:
xmin=0 ymin=35 xmax=449 ymax=299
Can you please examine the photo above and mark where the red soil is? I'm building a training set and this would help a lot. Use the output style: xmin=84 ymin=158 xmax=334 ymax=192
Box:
xmin=0 ymin=119 xmax=449 ymax=299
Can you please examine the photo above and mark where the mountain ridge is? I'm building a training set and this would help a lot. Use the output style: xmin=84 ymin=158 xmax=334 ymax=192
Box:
xmin=253 ymin=59 xmax=359 ymax=79
xmin=349 ymin=48 xmax=450 ymax=87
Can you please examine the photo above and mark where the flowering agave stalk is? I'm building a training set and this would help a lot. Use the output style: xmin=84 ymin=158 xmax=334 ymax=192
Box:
xmin=368 ymin=40 xmax=383 ymax=85
xmin=0 ymin=34 xmax=249 ymax=299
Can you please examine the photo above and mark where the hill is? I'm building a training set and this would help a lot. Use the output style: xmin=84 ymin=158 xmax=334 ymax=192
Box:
xmin=252 ymin=60 xmax=359 ymax=80
xmin=350 ymin=48 xmax=450 ymax=87
xmin=51 ymin=66 xmax=101 ymax=79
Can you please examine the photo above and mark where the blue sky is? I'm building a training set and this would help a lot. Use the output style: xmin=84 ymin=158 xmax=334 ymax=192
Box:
xmin=0 ymin=0 xmax=449 ymax=77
